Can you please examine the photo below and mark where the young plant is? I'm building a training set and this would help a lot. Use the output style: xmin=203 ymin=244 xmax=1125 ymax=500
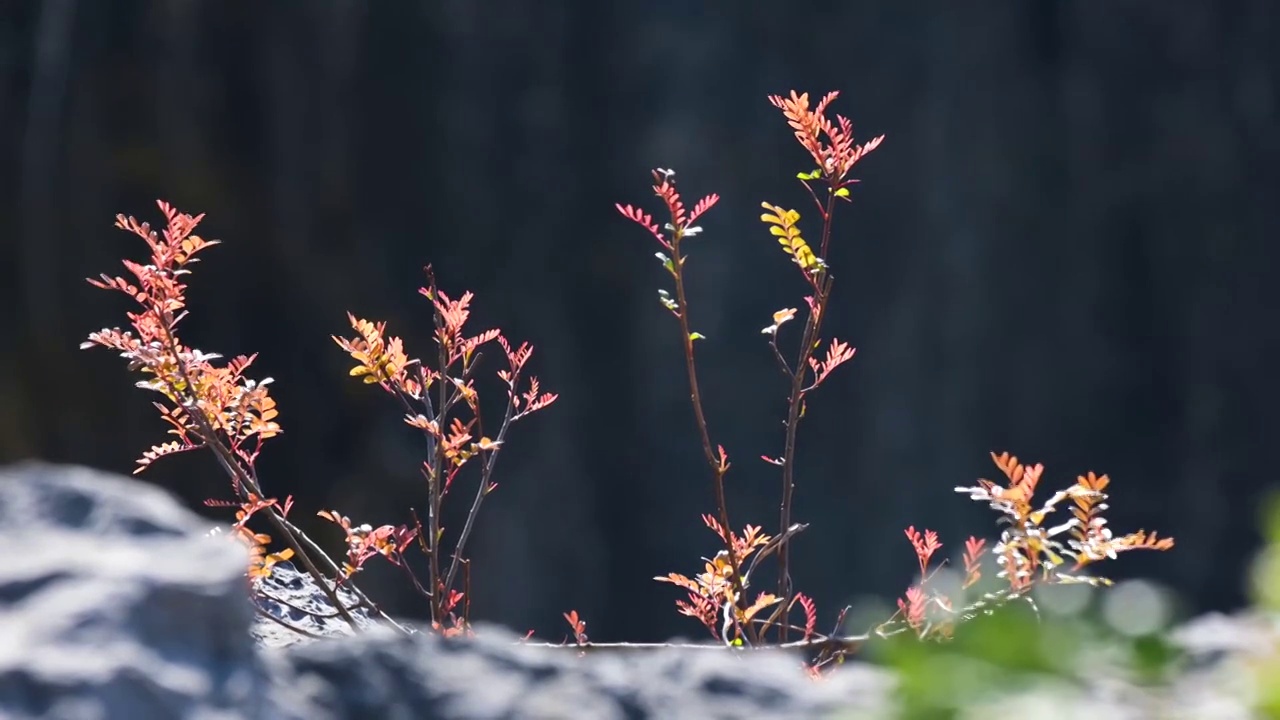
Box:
xmin=618 ymin=90 xmax=883 ymax=645
xmin=332 ymin=267 xmax=557 ymax=632
xmin=652 ymin=515 xmax=784 ymax=644
xmin=82 ymin=202 xmax=376 ymax=634
xmin=879 ymin=452 xmax=1175 ymax=642
xmin=83 ymin=201 xmax=555 ymax=640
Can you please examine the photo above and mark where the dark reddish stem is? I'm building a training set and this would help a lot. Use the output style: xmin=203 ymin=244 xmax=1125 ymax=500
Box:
xmin=770 ymin=189 xmax=838 ymax=641
xmin=668 ymin=224 xmax=757 ymax=645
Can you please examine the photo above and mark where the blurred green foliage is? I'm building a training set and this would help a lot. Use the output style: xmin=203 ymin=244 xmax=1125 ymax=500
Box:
xmin=838 ymin=488 xmax=1280 ymax=718
xmin=1250 ymin=492 xmax=1280 ymax=717
xmin=852 ymin=591 xmax=1187 ymax=719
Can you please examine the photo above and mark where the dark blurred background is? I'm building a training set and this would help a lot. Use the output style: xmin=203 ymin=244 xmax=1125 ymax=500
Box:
xmin=2 ymin=0 xmax=1277 ymax=642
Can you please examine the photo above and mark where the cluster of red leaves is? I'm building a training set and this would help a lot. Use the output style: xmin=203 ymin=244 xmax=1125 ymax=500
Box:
xmin=207 ymin=493 xmax=296 ymax=579
xmin=768 ymin=90 xmax=884 ymax=189
xmin=762 ymin=90 xmax=883 ymax=279
xmin=334 ymin=287 xmax=556 ymax=441
xmin=959 ymin=452 xmax=1175 ymax=589
xmin=889 ymin=527 xmax=985 ymax=640
xmin=83 ymin=203 xmax=281 ymax=475
xmin=315 ymin=508 xmax=419 ymax=580
xmin=329 ymin=268 xmax=557 ymax=631
xmin=616 ymin=169 xmax=720 ymax=320
xmin=655 ymin=516 xmax=774 ymax=640
xmin=885 ymin=452 xmax=1176 ymax=642
xmin=654 ymin=515 xmax=818 ymax=646
xmin=615 ymin=168 xmax=720 ymax=253
xmin=563 ymin=610 xmax=589 ymax=646
xmin=83 ymin=202 xmax=295 ymax=581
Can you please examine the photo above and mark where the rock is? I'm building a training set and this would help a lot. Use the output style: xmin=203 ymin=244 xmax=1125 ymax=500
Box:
xmin=0 ymin=461 xmax=1269 ymax=719
xmin=273 ymin=625 xmax=895 ymax=720
xmin=251 ymin=559 xmax=386 ymax=648
xmin=0 ymin=461 xmax=895 ymax=719
xmin=0 ymin=461 xmax=276 ymax=720
xmin=261 ymin=624 xmax=895 ymax=720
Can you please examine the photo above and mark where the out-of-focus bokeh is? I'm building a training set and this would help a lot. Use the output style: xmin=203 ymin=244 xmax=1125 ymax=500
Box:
xmin=3 ymin=1 xmax=1276 ymax=641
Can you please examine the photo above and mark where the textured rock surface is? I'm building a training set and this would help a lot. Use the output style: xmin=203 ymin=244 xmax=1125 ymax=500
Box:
xmin=251 ymin=559 xmax=385 ymax=648
xmin=0 ymin=461 xmax=895 ymax=719
xmin=275 ymin=627 xmax=898 ymax=720
xmin=0 ymin=461 xmax=1270 ymax=719
xmin=0 ymin=461 xmax=276 ymax=720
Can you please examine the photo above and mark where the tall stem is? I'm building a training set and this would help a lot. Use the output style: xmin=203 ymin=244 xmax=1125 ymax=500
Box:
xmin=669 ymin=228 xmax=756 ymax=644
xmin=428 ymin=322 xmax=449 ymax=625
xmin=442 ymin=383 xmax=517 ymax=601
xmin=773 ymin=190 xmax=838 ymax=640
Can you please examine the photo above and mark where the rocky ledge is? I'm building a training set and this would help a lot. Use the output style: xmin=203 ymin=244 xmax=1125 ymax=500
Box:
xmin=0 ymin=462 xmax=1268 ymax=719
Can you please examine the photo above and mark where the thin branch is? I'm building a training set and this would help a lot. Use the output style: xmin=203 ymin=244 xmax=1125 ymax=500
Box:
xmin=668 ymin=221 xmax=755 ymax=645
xmin=252 ymin=604 xmax=331 ymax=641
xmin=742 ymin=522 xmax=809 ymax=588
xmin=421 ymin=271 xmax=450 ymax=625
xmin=254 ymin=588 xmax=364 ymax=620
xmin=517 ymin=632 xmax=870 ymax=655
xmin=442 ymin=379 xmax=517 ymax=602
xmin=771 ymin=191 xmax=839 ymax=640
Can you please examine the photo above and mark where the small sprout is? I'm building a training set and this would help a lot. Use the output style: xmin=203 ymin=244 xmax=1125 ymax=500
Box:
xmin=657 ymin=290 xmax=679 ymax=312
xmin=762 ymin=307 xmax=798 ymax=334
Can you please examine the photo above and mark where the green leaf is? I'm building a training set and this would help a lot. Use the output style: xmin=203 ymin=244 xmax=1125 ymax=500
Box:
xmin=658 ymin=290 xmax=679 ymax=312
xmin=834 ymin=187 xmax=850 ymax=198
xmin=689 ymin=332 xmax=706 ymax=341
xmin=873 ymin=605 xmax=1082 ymax=717
xmin=1127 ymin=633 xmax=1183 ymax=684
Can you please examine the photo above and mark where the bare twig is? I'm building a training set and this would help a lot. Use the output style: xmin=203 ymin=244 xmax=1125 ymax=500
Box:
xmin=254 ymin=588 xmax=364 ymax=620
xmin=772 ymin=193 xmax=838 ymax=641
xmin=662 ymin=179 xmax=755 ymax=645
xmin=252 ymin=605 xmax=331 ymax=641
xmin=517 ymin=632 xmax=870 ymax=656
